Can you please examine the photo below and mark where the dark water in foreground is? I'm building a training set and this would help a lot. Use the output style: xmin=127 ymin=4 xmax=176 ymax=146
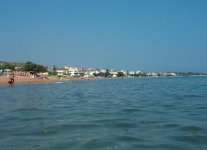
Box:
xmin=0 ymin=77 xmax=207 ymax=150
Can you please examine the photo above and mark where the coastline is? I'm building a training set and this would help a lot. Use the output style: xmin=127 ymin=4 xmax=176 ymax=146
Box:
xmin=0 ymin=75 xmax=108 ymax=86
xmin=0 ymin=75 xmax=187 ymax=87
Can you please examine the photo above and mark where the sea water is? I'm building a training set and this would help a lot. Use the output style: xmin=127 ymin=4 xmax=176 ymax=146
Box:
xmin=0 ymin=77 xmax=207 ymax=150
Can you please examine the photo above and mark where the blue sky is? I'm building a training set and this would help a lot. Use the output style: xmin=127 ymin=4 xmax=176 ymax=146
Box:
xmin=0 ymin=0 xmax=207 ymax=72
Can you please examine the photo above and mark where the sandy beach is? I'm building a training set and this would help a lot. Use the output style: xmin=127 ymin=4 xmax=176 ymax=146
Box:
xmin=0 ymin=75 xmax=104 ymax=86
xmin=0 ymin=76 xmax=72 ymax=86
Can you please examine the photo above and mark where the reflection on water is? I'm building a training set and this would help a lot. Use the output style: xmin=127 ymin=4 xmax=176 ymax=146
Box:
xmin=0 ymin=77 xmax=207 ymax=150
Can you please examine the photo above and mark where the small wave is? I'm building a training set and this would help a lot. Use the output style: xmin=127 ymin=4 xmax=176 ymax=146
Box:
xmin=179 ymin=125 xmax=204 ymax=132
xmin=171 ymin=135 xmax=207 ymax=145
xmin=82 ymin=138 xmax=114 ymax=149
xmin=133 ymin=143 xmax=184 ymax=149
xmin=195 ymin=106 xmax=207 ymax=110
xmin=162 ymin=104 xmax=176 ymax=108
xmin=122 ymin=108 xmax=141 ymax=114
xmin=94 ymin=118 xmax=127 ymax=124
xmin=20 ymin=116 xmax=45 ymax=121
xmin=93 ymin=119 xmax=136 ymax=128
xmin=116 ymin=135 xmax=145 ymax=142
xmin=13 ymin=128 xmax=58 ymax=136
xmin=14 ymin=107 xmax=42 ymax=112
xmin=139 ymin=120 xmax=164 ymax=125
xmin=113 ymin=122 xmax=137 ymax=128
xmin=184 ymin=94 xmax=203 ymax=98
xmin=160 ymin=123 xmax=181 ymax=128
xmin=47 ymin=123 xmax=99 ymax=130
xmin=39 ymin=129 xmax=58 ymax=136
xmin=54 ymin=82 xmax=63 ymax=84
xmin=52 ymin=141 xmax=77 ymax=149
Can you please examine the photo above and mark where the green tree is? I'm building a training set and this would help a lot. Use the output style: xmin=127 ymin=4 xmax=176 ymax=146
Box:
xmin=105 ymin=68 xmax=111 ymax=77
xmin=0 ymin=63 xmax=15 ymax=71
xmin=22 ymin=61 xmax=47 ymax=72
xmin=47 ymin=64 xmax=57 ymax=76
xmin=93 ymin=72 xmax=105 ymax=77
xmin=117 ymin=72 xmax=124 ymax=77
xmin=48 ymin=71 xmax=58 ymax=76
xmin=53 ymin=65 xmax=56 ymax=71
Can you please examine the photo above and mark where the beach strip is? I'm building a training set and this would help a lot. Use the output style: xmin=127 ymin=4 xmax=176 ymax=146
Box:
xmin=0 ymin=76 xmax=71 ymax=86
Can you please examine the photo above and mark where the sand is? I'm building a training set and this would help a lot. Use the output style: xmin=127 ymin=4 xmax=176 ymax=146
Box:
xmin=0 ymin=76 xmax=71 ymax=86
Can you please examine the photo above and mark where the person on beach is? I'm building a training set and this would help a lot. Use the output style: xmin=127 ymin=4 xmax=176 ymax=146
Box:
xmin=8 ymin=73 xmax=14 ymax=87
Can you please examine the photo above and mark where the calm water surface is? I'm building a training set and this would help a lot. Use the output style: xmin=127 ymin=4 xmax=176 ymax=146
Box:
xmin=0 ymin=77 xmax=207 ymax=150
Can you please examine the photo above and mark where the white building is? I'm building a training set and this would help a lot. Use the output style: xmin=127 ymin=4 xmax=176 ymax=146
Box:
xmin=120 ymin=70 xmax=127 ymax=75
xmin=129 ymin=71 xmax=135 ymax=75
xmin=100 ymin=69 xmax=106 ymax=73
xmin=64 ymin=66 xmax=85 ymax=76
xmin=163 ymin=73 xmax=176 ymax=76
xmin=147 ymin=72 xmax=157 ymax=77
xmin=56 ymin=69 xmax=66 ymax=76
xmin=136 ymin=71 xmax=143 ymax=74
xmin=109 ymin=70 xmax=118 ymax=78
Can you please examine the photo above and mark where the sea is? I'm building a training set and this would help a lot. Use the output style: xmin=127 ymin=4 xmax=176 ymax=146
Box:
xmin=0 ymin=77 xmax=207 ymax=150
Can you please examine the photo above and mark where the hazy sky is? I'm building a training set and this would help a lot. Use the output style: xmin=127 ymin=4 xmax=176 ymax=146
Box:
xmin=0 ymin=0 xmax=207 ymax=72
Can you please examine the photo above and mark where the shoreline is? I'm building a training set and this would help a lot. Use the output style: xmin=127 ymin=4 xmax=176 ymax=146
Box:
xmin=0 ymin=75 xmax=190 ymax=87
xmin=0 ymin=75 xmax=109 ymax=86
